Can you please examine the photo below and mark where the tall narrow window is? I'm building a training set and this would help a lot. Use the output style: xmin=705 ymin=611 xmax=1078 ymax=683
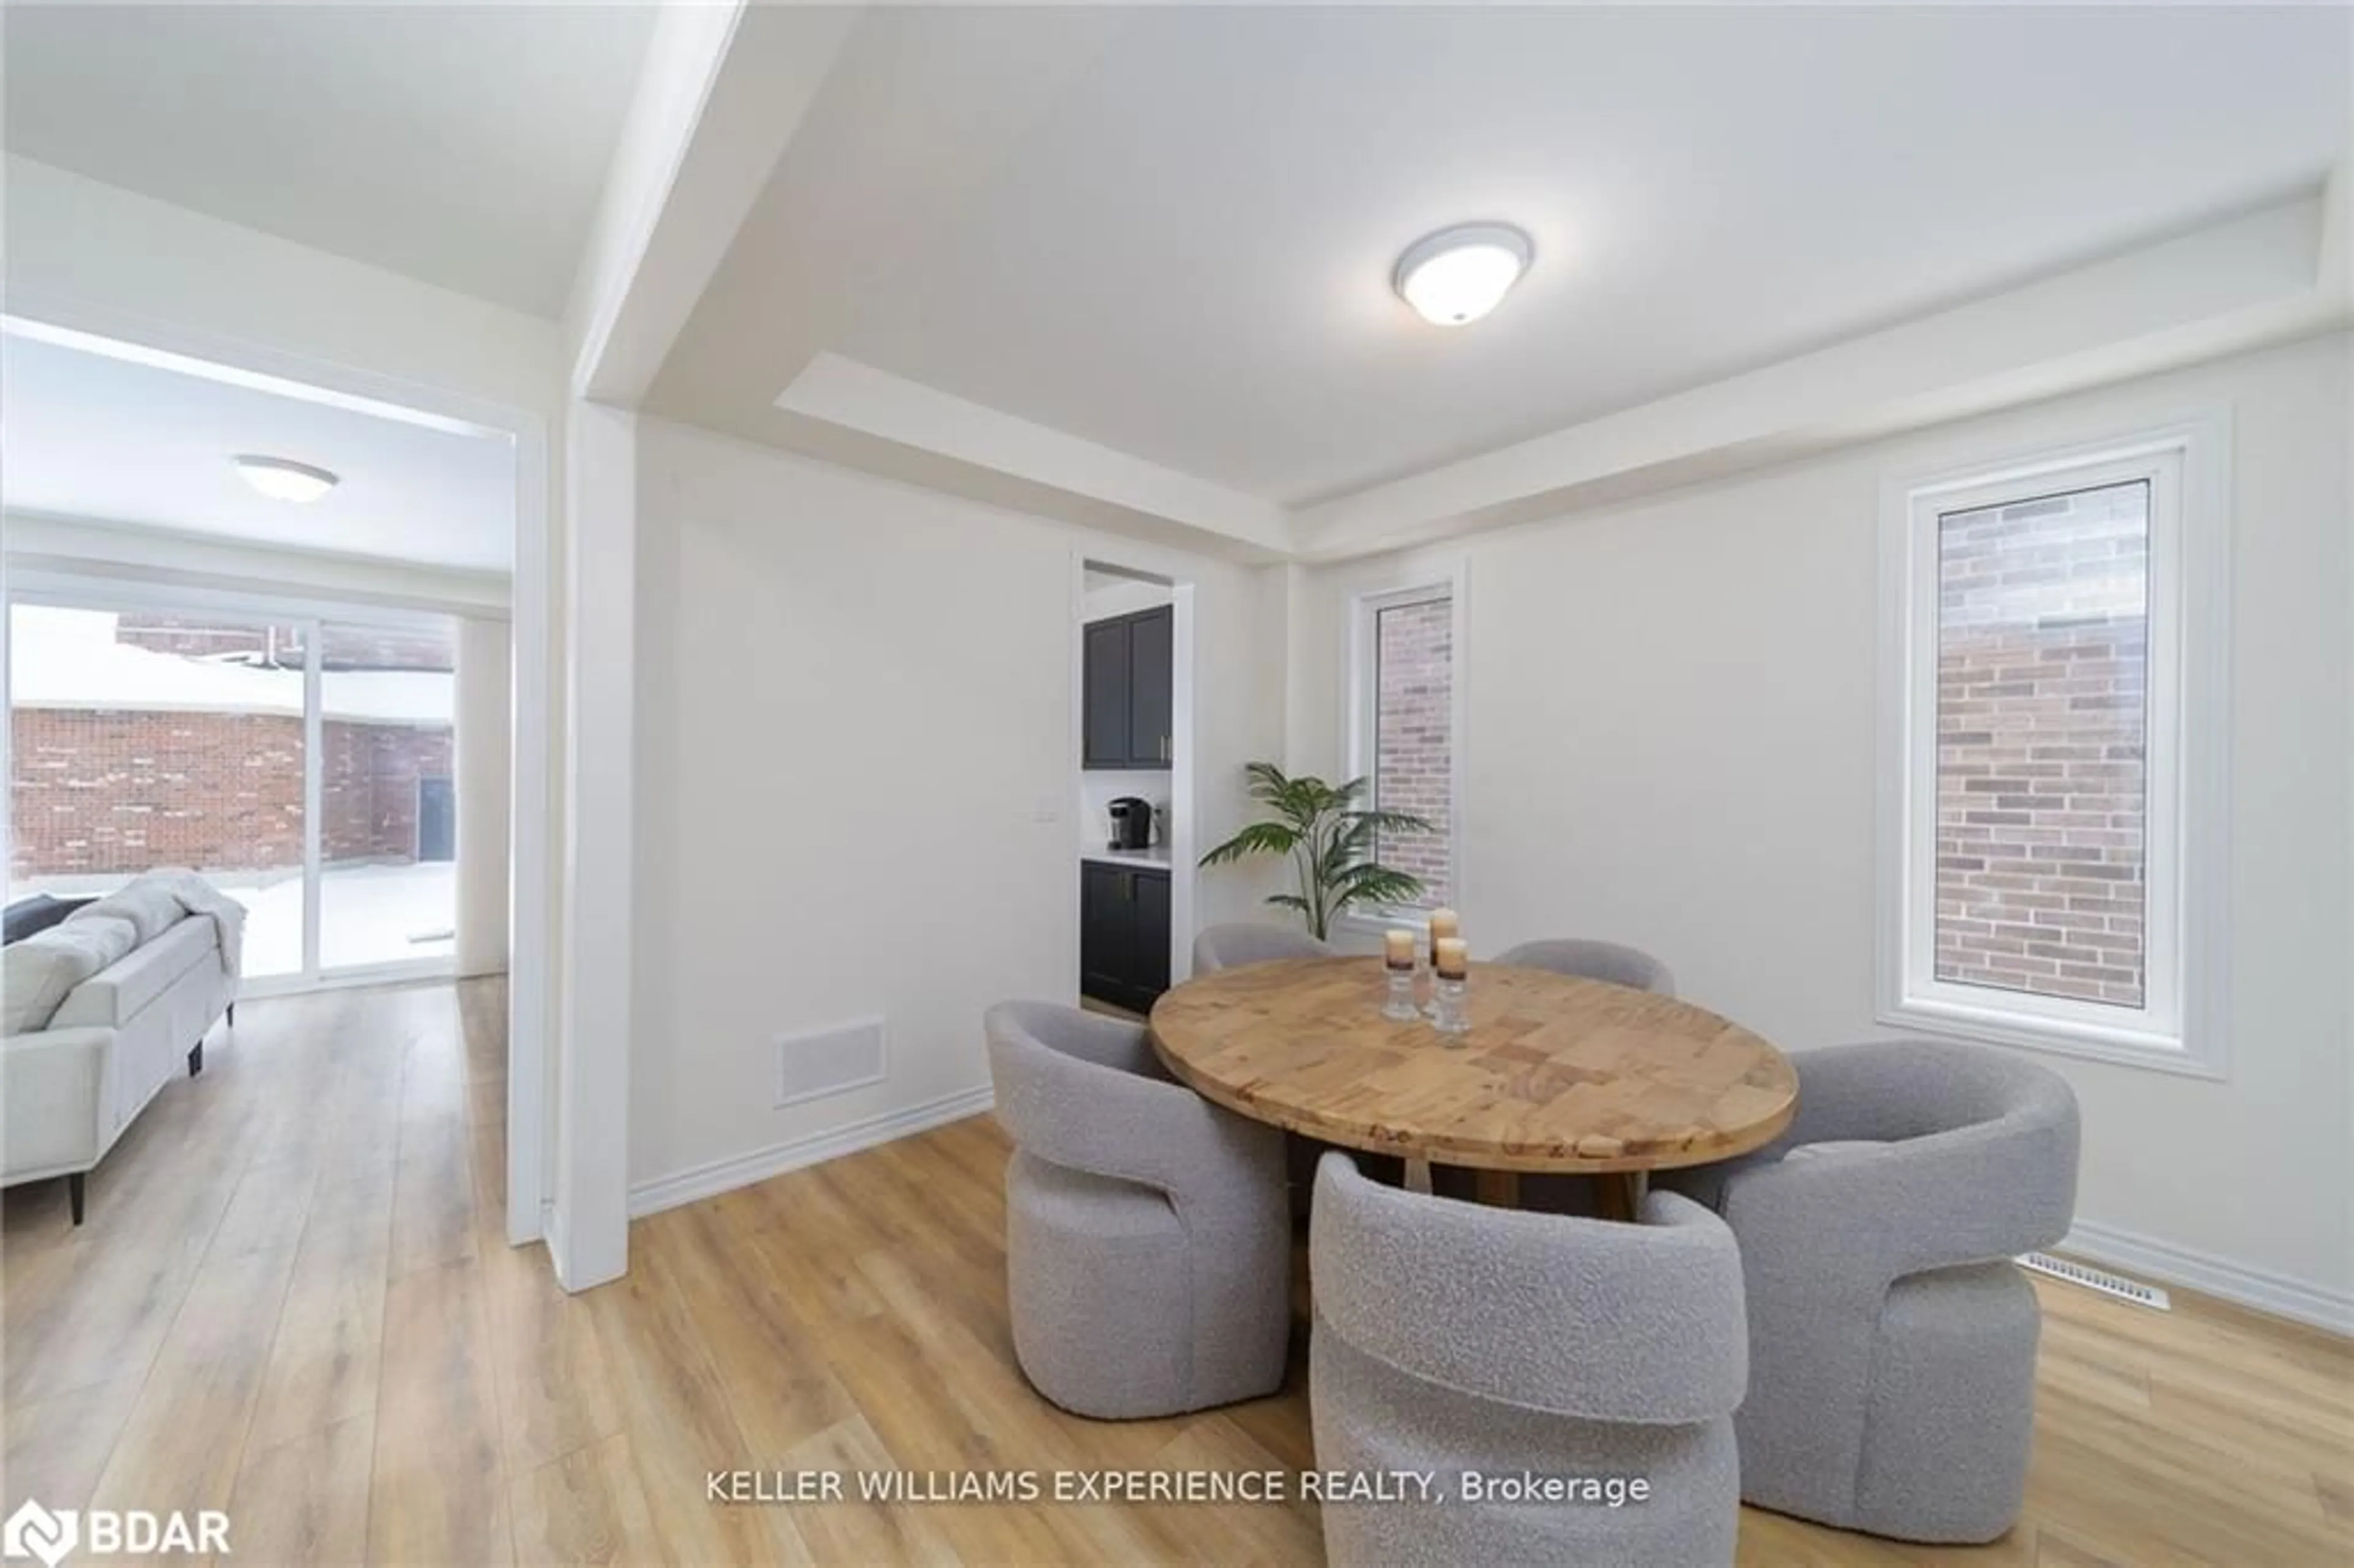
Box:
xmin=1933 ymin=480 xmax=2150 ymax=1006
xmin=1352 ymin=580 xmax=1459 ymax=915
xmin=1882 ymin=425 xmax=2223 ymax=1075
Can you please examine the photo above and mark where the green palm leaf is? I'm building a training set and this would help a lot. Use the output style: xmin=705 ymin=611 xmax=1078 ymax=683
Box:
xmin=1199 ymin=820 xmax=1303 ymax=866
xmin=1328 ymin=863 xmax=1427 ymax=910
xmin=1200 ymin=761 xmax=1440 ymax=938
xmin=1346 ymin=808 xmax=1438 ymax=836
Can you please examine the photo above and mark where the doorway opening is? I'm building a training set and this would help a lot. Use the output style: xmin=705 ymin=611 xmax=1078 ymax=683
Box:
xmin=1073 ymin=558 xmax=1198 ymax=1018
xmin=0 ymin=311 xmax=553 ymax=1246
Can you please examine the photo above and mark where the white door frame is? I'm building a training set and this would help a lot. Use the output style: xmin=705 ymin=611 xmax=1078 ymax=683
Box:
xmin=0 ymin=296 xmax=557 ymax=1249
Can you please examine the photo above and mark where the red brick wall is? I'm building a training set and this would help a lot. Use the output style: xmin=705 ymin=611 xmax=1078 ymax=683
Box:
xmin=321 ymin=721 xmax=452 ymax=862
xmin=1373 ymin=596 xmax=1453 ymax=908
xmin=311 ymin=625 xmax=456 ymax=673
xmin=10 ymin=709 xmax=450 ymax=880
xmin=11 ymin=708 xmax=307 ymax=877
xmin=1933 ymin=482 xmax=2147 ymax=1007
xmin=109 ymin=617 xmax=300 ymax=664
xmin=112 ymin=616 xmax=453 ymax=672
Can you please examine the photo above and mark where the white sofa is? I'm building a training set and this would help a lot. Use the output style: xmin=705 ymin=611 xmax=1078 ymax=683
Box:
xmin=2 ymin=873 xmax=242 ymax=1224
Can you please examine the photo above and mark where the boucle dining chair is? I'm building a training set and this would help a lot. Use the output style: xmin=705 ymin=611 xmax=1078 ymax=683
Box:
xmin=1190 ymin=922 xmax=1333 ymax=974
xmin=1309 ymin=1152 xmax=1748 ymax=1567
xmin=1494 ymin=937 xmax=1675 ymax=995
xmin=1487 ymin=940 xmax=1674 ymax=1214
xmin=1187 ymin=922 xmax=1376 ymax=1211
xmin=1665 ymin=1038 xmax=2079 ymax=1543
xmin=983 ymin=1000 xmax=1290 ymax=1419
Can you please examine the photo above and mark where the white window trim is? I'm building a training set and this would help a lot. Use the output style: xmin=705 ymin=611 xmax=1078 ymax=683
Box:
xmin=1875 ymin=415 xmax=2231 ymax=1080
xmin=1339 ymin=561 xmax=1469 ymax=935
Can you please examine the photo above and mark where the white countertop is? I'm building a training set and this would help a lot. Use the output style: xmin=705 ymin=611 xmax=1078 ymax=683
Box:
xmin=1081 ymin=844 xmax=1173 ymax=871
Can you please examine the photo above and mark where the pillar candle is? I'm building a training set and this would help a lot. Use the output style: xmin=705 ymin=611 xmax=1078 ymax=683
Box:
xmin=1426 ymin=908 xmax=1459 ymax=965
xmin=1384 ymin=928 xmax=1415 ymax=970
xmin=1434 ymin=937 xmax=1469 ymax=980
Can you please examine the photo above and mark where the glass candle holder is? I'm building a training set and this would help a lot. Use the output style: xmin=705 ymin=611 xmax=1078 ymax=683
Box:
xmin=1432 ymin=973 xmax=1470 ymax=1038
xmin=1382 ymin=962 xmax=1420 ymax=1022
xmin=1431 ymin=937 xmax=1471 ymax=1038
xmin=1381 ymin=929 xmax=1421 ymax=1021
xmin=1425 ymin=918 xmax=1461 ymax=1017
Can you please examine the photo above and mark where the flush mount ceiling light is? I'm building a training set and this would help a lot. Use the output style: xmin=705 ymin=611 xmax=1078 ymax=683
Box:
xmin=232 ymin=455 xmax=339 ymax=504
xmin=1393 ymin=223 xmax=1534 ymax=326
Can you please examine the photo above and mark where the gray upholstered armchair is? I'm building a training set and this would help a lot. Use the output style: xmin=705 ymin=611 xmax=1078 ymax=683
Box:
xmin=1668 ymin=1038 xmax=2080 ymax=1543
xmin=1188 ymin=923 xmax=1369 ymax=1211
xmin=1309 ymin=1153 xmax=1748 ymax=1567
xmin=984 ymin=1000 xmax=1290 ymax=1419
xmin=1494 ymin=937 xmax=1675 ymax=994
xmin=1190 ymin=922 xmax=1332 ymax=974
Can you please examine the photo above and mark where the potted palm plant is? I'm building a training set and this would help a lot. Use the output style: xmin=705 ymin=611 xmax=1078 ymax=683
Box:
xmin=1198 ymin=762 xmax=1437 ymax=940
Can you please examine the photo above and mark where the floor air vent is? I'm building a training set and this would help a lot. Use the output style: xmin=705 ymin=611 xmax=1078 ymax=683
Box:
xmin=2018 ymin=1251 xmax=2171 ymax=1310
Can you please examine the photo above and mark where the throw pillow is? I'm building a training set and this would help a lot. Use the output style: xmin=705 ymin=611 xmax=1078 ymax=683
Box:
xmin=2 ymin=915 xmax=139 ymax=1034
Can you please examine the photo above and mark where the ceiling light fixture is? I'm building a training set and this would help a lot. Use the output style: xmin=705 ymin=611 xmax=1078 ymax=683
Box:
xmin=1393 ymin=223 xmax=1534 ymax=326
xmin=232 ymin=455 xmax=339 ymax=504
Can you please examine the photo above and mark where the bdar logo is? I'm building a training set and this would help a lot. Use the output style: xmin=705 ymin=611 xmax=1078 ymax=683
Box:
xmin=2 ymin=1498 xmax=227 ymax=1564
xmin=2 ymin=1500 xmax=77 ymax=1568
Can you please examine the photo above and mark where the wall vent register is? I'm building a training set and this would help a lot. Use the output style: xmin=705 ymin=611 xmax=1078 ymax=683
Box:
xmin=774 ymin=1016 xmax=888 ymax=1109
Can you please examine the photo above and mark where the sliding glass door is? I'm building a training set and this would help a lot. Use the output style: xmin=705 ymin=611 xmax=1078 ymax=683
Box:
xmin=318 ymin=619 xmax=457 ymax=970
xmin=7 ymin=590 xmax=459 ymax=989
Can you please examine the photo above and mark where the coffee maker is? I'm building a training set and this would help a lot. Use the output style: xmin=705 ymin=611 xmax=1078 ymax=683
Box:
xmin=1107 ymin=797 xmax=1153 ymax=851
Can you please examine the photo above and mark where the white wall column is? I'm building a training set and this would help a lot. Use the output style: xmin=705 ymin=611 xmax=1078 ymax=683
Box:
xmin=454 ymin=615 xmax=512 ymax=978
xmin=550 ymin=399 xmax=636 ymax=1291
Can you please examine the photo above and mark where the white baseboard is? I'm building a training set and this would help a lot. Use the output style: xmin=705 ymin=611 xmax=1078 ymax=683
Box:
xmin=2059 ymin=1218 xmax=2353 ymax=1336
xmin=627 ymin=1084 xmax=996 ymax=1220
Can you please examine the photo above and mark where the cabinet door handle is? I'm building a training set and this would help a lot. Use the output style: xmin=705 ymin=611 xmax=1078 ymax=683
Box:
xmin=1159 ymin=734 xmax=1169 ymax=762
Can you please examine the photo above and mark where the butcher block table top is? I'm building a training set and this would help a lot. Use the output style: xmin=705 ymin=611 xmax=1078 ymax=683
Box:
xmin=1148 ymin=956 xmax=1798 ymax=1175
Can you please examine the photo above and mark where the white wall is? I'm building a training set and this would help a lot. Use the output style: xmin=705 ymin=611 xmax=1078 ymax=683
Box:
xmin=4 ymin=158 xmax=561 ymax=413
xmin=455 ymin=617 xmax=512 ymax=978
xmin=2 ymin=512 xmax=512 ymax=615
xmin=629 ymin=419 xmax=1284 ymax=1194
xmin=1083 ymin=577 xmax=1174 ymax=619
xmin=1289 ymin=333 xmax=2353 ymax=1320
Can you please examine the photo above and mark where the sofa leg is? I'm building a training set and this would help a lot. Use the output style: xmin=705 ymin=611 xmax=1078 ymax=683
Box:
xmin=189 ymin=1041 xmax=204 ymax=1076
xmin=227 ymin=1002 xmax=236 ymax=1027
xmin=67 ymin=1173 xmax=85 ymax=1227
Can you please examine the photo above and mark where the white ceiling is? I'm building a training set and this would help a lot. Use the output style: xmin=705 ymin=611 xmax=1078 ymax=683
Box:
xmin=1 ymin=1 xmax=655 ymax=317
xmin=824 ymin=5 xmax=2347 ymax=506
xmin=4 ymin=4 xmax=2339 ymax=565
xmin=1 ymin=332 xmax=517 ymax=573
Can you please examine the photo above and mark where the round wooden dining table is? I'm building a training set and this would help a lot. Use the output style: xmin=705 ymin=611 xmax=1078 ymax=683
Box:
xmin=1148 ymin=955 xmax=1799 ymax=1219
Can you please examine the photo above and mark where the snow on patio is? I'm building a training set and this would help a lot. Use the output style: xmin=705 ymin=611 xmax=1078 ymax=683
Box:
xmin=11 ymin=861 xmax=455 ymax=978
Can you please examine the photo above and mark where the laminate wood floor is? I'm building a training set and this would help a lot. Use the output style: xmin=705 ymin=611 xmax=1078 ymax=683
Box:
xmin=4 ymin=980 xmax=2347 ymax=1565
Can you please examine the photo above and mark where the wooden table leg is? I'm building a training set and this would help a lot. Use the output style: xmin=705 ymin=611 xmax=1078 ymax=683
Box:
xmin=1473 ymin=1170 xmax=1520 ymax=1208
xmin=1596 ymin=1170 xmax=1647 ymax=1222
xmin=1404 ymin=1159 xmax=1433 ymax=1195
